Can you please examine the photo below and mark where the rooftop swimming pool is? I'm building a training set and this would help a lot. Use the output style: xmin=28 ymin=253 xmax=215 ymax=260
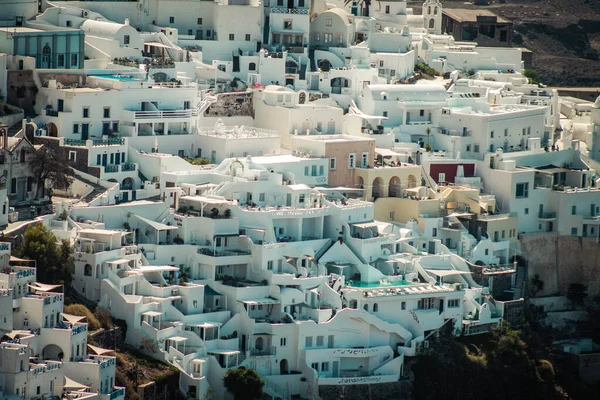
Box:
xmin=92 ymin=75 xmax=139 ymax=81
xmin=346 ymin=280 xmax=410 ymax=288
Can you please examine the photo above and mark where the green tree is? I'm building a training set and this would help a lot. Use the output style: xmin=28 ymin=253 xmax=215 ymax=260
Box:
xmin=523 ymin=68 xmax=541 ymax=85
xmin=28 ymin=146 xmax=75 ymax=199
xmin=567 ymin=283 xmax=588 ymax=309
xmin=16 ymin=224 xmax=74 ymax=288
xmin=223 ymin=368 xmax=265 ymax=400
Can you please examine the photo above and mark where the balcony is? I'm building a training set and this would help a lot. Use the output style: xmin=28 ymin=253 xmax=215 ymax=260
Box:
xmin=270 ymin=7 xmax=309 ymax=14
xmin=538 ymin=212 xmax=556 ymax=220
xmin=121 ymin=163 xmax=136 ymax=172
xmin=125 ymin=109 xmax=198 ymax=121
xmin=45 ymin=109 xmax=60 ymax=117
xmin=248 ymin=346 xmax=276 ymax=357
xmin=104 ymin=163 xmax=137 ymax=174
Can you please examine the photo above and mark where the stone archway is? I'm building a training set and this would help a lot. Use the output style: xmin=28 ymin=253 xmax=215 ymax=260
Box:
xmin=389 ymin=176 xmax=401 ymax=197
xmin=42 ymin=344 xmax=64 ymax=361
xmin=407 ymin=174 xmax=417 ymax=188
xmin=372 ymin=177 xmax=384 ymax=199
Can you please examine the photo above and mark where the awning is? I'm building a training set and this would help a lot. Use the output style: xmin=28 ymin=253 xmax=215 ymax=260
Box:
xmin=168 ymin=336 xmax=188 ymax=342
xmin=62 ymin=313 xmax=87 ymax=325
xmin=142 ymin=311 xmax=162 ymax=317
xmin=144 ymin=42 xmax=170 ymax=49
xmin=29 ymin=282 xmax=62 ymax=292
xmin=107 ymin=259 xmax=131 ymax=265
xmin=351 ymin=221 xmax=379 ymax=229
xmin=64 ymin=376 xmax=89 ymax=390
xmin=204 ymin=286 xmax=223 ymax=296
xmin=208 ymin=349 xmax=240 ymax=355
xmin=349 ymin=112 xmax=389 ymax=120
xmin=425 ymin=269 xmax=472 ymax=277
xmin=10 ymin=256 xmax=30 ymax=262
xmin=137 ymin=265 xmax=180 ymax=272
xmin=132 ymin=214 xmax=178 ymax=231
xmin=87 ymin=344 xmax=115 ymax=355
xmin=375 ymin=148 xmax=401 ymax=158
xmin=252 ymin=332 xmax=274 ymax=336
xmin=240 ymin=298 xmax=281 ymax=305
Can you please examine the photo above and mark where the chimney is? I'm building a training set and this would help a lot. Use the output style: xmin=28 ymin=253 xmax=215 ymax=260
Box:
xmin=0 ymin=124 xmax=7 ymax=150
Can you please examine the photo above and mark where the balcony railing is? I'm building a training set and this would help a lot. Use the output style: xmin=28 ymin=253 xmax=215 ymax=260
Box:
xmin=132 ymin=109 xmax=198 ymax=119
xmin=248 ymin=346 xmax=276 ymax=357
xmin=105 ymin=165 xmax=118 ymax=173
xmin=538 ymin=212 xmax=556 ymax=219
xmin=64 ymin=138 xmax=87 ymax=147
xmin=93 ymin=138 xmax=125 ymax=146
xmin=110 ymin=388 xmax=125 ymax=400
xmin=270 ymin=7 xmax=309 ymax=14
xmin=45 ymin=109 xmax=59 ymax=117
xmin=121 ymin=163 xmax=136 ymax=171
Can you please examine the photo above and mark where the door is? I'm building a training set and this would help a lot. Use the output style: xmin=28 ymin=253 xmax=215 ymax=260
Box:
xmin=539 ymin=204 xmax=543 ymax=218
xmin=121 ymin=192 xmax=128 ymax=202
xmin=132 ymin=190 xmax=136 ymax=201
xmin=332 ymin=361 xmax=339 ymax=377
xmin=102 ymin=154 xmax=107 ymax=166
xmin=57 ymin=99 xmax=64 ymax=112
xmin=280 ymin=359 xmax=289 ymax=375
xmin=81 ymin=124 xmax=89 ymax=140
xmin=115 ymin=152 xmax=121 ymax=165
xmin=428 ymin=241 xmax=436 ymax=254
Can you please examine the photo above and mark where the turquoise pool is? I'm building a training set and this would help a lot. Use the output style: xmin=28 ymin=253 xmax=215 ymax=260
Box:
xmin=346 ymin=280 xmax=410 ymax=288
xmin=93 ymin=75 xmax=139 ymax=81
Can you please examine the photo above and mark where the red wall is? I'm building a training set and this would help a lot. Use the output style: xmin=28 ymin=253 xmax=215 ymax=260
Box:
xmin=429 ymin=163 xmax=475 ymax=183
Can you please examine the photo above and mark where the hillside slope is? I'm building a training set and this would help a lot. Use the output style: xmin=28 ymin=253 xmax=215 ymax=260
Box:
xmin=432 ymin=0 xmax=600 ymax=86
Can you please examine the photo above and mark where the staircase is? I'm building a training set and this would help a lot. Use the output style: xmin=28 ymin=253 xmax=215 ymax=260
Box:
xmin=74 ymin=175 xmax=109 ymax=204
xmin=513 ymin=265 xmax=527 ymax=300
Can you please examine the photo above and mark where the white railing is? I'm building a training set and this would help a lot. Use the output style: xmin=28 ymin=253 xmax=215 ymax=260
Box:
xmin=132 ymin=109 xmax=198 ymax=119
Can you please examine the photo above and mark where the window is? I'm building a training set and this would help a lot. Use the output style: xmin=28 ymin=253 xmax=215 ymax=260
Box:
xmin=304 ymin=166 xmax=309 ymax=176
xmin=373 ymin=303 xmax=378 ymax=312
xmin=245 ymin=33 xmax=251 ymax=41
xmin=571 ymin=227 xmax=578 ymax=236
xmin=83 ymin=108 xmax=89 ymax=118
xmin=515 ymin=182 xmax=529 ymax=198
xmin=313 ymin=32 xmax=320 ymax=41
xmin=390 ymin=69 xmax=395 ymax=76
xmin=26 ymin=177 xmax=32 ymax=192
xmin=299 ymin=0 xmax=305 ymax=6
xmin=249 ymin=62 xmax=256 ymax=71
xmin=382 ymin=111 xmax=388 ymax=117
xmin=385 ymin=5 xmax=390 ymax=13
xmin=284 ymin=20 xmax=292 ymax=30
xmin=448 ymin=299 xmax=460 ymax=308
xmin=20 ymin=149 xmax=26 ymax=163
xmin=277 ymin=0 xmax=283 ymax=5
xmin=229 ymin=33 xmax=235 ymax=41
xmin=466 ymin=145 xmax=471 ymax=152
xmin=474 ymin=144 xmax=480 ymax=153
xmin=299 ymin=194 xmax=305 ymax=203
xmin=124 ymin=35 xmax=130 ymax=45
xmin=485 ymin=249 xmax=489 ymax=255
xmin=197 ymin=18 xmax=203 ymax=25
xmin=420 ymin=109 xmax=425 ymax=117
xmin=267 ymin=260 xmax=273 ymax=271
xmin=97 ymin=155 xmax=101 ymax=165
xmin=572 ymin=205 xmax=576 ymax=215
xmin=527 ymin=127 xmax=531 ymax=135
xmin=311 ymin=362 xmax=319 ymax=371
xmin=66 ymin=20 xmax=72 ymax=27
xmin=316 ymin=336 xmax=324 ymax=346
xmin=169 ymin=16 xmax=175 ymax=23
xmin=259 ymin=193 xmax=265 ymax=202
xmin=188 ymin=29 xmax=193 ymax=36
xmin=379 ymin=60 xmax=384 ymax=68
xmin=504 ymin=128 xmax=508 ymax=137
xmin=73 ymin=124 xmax=79 ymax=134
xmin=104 ymin=107 xmax=111 ymax=118
xmin=490 ymin=130 xmax=494 ymax=138
xmin=319 ymin=165 xmax=324 ymax=176
xmin=10 ymin=178 xmax=16 ymax=194
xmin=522 ymin=128 xmax=526 ymax=136
xmin=70 ymin=54 xmax=78 ymax=67
xmin=329 ymin=158 xmax=336 ymax=170
xmin=432 ymin=228 xmax=437 ymax=237
xmin=280 ymin=337 xmax=287 ymax=346
xmin=69 ymin=151 xmax=76 ymax=162
xmin=502 ymin=230 xmax=505 ymax=239
xmin=417 ymin=298 xmax=435 ymax=310
xmin=326 ymin=18 xmax=332 ymax=27
xmin=305 ymin=336 xmax=313 ymax=347
xmin=324 ymin=33 xmax=332 ymax=43
xmin=348 ymin=153 xmax=356 ymax=169
xmin=524 ymin=208 xmax=529 ymax=215
xmin=321 ymin=362 xmax=329 ymax=371
xmin=401 ymin=301 xmax=406 ymax=310
xmin=57 ymin=54 xmax=65 ymax=67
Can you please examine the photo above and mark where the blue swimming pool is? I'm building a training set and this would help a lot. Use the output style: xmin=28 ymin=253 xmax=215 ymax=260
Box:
xmin=93 ymin=75 xmax=139 ymax=81
xmin=346 ymin=280 xmax=409 ymax=288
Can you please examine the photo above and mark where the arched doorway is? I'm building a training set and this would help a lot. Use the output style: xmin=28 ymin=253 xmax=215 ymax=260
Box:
xmin=47 ymin=122 xmax=58 ymax=137
xmin=285 ymin=60 xmax=299 ymax=75
xmin=407 ymin=174 xmax=417 ymax=188
xmin=356 ymin=176 xmax=365 ymax=189
xmin=42 ymin=344 xmax=64 ymax=361
xmin=41 ymin=44 xmax=51 ymax=68
xmin=280 ymin=358 xmax=289 ymax=375
xmin=25 ymin=123 xmax=36 ymax=142
xmin=389 ymin=176 xmax=401 ymax=197
xmin=255 ymin=336 xmax=264 ymax=350
xmin=372 ymin=177 xmax=384 ymax=199
xmin=122 ymin=177 xmax=134 ymax=191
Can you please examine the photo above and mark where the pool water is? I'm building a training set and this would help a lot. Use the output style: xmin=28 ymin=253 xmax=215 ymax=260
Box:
xmin=346 ymin=280 xmax=410 ymax=288
xmin=93 ymin=75 xmax=139 ymax=81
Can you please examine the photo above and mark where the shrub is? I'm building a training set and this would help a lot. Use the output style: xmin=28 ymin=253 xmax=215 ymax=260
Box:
xmin=95 ymin=307 xmax=113 ymax=330
xmin=64 ymin=304 xmax=101 ymax=331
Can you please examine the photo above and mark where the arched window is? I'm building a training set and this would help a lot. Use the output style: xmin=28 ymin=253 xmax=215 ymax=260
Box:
xmin=84 ymin=264 xmax=92 ymax=276
xmin=429 ymin=19 xmax=435 ymax=29
xmin=42 ymin=44 xmax=51 ymax=55
xmin=428 ymin=6 xmax=431 ymax=14
xmin=363 ymin=304 xmax=369 ymax=311
xmin=434 ymin=7 xmax=438 ymax=15
xmin=20 ymin=149 xmax=26 ymax=163
xmin=373 ymin=303 xmax=378 ymax=312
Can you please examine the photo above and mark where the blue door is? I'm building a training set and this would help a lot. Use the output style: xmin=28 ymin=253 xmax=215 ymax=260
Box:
xmin=82 ymin=124 xmax=89 ymax=140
